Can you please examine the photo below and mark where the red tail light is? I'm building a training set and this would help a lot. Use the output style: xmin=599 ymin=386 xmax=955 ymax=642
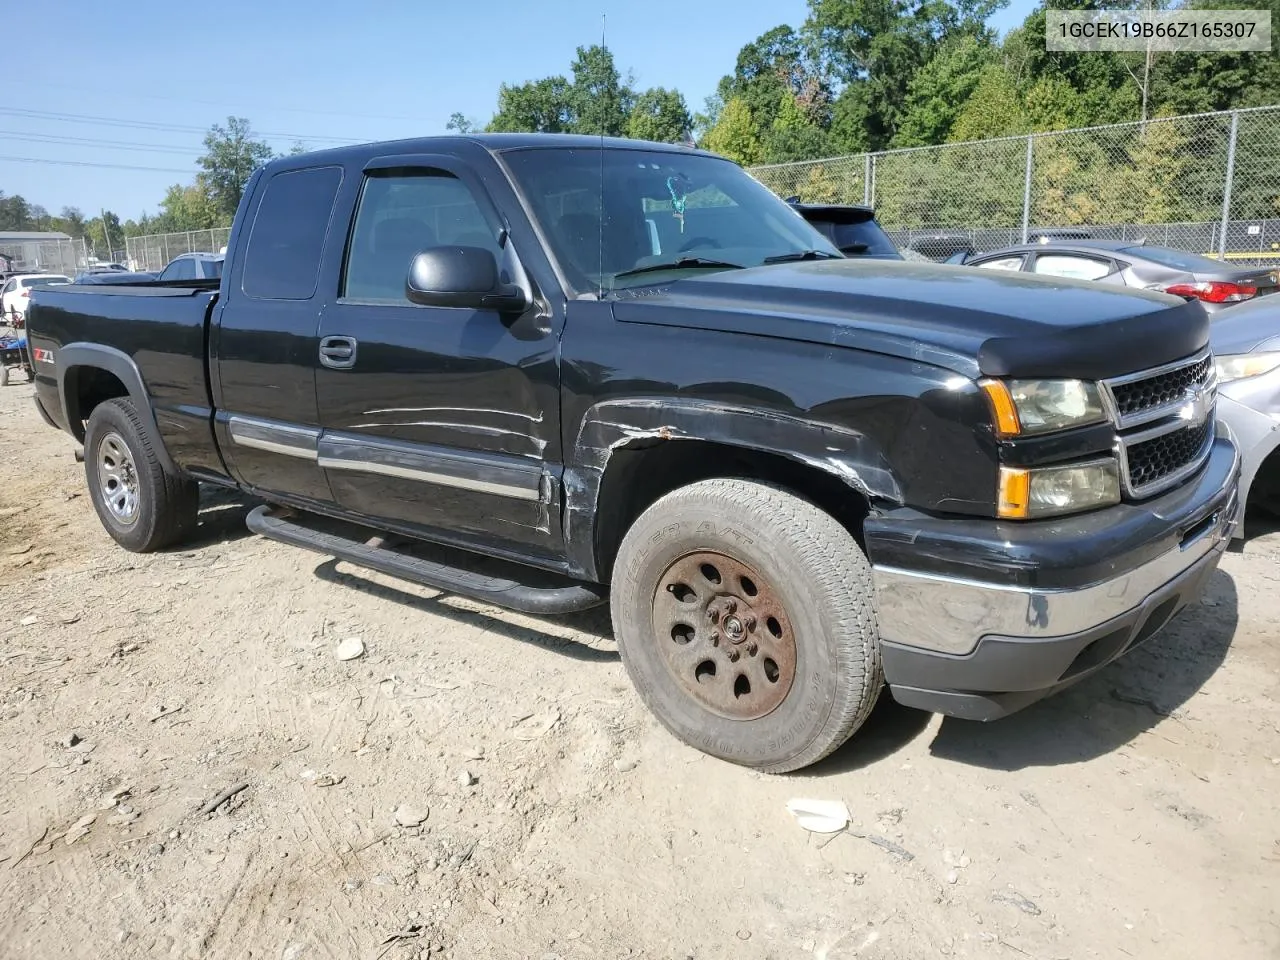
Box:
xmin=19 ymin=289 xmax=30 ymax=298
xmin=1164 ymin=281 xmax=1257 ymax=303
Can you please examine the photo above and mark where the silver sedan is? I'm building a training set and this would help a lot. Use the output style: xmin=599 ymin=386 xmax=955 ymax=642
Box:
xmin=1212 ymin=295 xmax=1280 ymax=537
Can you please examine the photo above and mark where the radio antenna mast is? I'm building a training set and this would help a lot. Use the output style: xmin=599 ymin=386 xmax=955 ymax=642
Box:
xmin=597 ymin=13 xmax=607 ymax=300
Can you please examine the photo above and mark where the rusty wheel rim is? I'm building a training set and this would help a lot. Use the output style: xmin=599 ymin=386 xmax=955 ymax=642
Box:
xmin=651 ymin=551 xmax=797 ymax=721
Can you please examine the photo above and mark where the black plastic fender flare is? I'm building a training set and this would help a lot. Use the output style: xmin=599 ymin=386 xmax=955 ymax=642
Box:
xmin=56 ymin=342 xmax=178 ymax=475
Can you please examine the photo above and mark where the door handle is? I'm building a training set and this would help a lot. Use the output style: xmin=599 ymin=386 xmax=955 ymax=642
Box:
xmin=319 ymin=336 xmax=358 ymax=370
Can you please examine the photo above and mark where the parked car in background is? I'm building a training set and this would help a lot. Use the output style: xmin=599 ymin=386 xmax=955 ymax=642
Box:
xmin=2 ymin=273 xmax=72 ymax=324
xmin=73 ymin=271 xmax=158 ymax=285
xmin=75 ymin=265 xmax=130 ymax=281
xmin=157 ymin=252 xmax=223 ymax=282
xmin=965 ymin=240 xmax=1279 ymax=314
xmin=789 ymin=202 xmax=905 ymax=259
xmin=1211 ymin=296 xmax=1280 ymax=536
xmin=906 ymin=233 xmax=976 ymax=261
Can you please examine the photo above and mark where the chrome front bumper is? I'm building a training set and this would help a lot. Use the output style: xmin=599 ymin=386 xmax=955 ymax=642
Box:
xmin=872 ymin=491 xmax=1236 ymax=657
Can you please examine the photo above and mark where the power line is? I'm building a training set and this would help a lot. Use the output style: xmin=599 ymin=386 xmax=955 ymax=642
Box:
xmin=0 ymin=131 xmax=204 ymax=156
xmin=0 ymin=155 xmax=197 ymax=174
xmin=0 ymin=107 xmax=365 ymax=144
xmin=16 ymin=80 xmax=429 ymax=124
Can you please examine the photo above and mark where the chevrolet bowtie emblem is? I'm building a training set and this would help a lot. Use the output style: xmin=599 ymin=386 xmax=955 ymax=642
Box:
xmin=1180 ymin=384 xmax=1211 ymax=424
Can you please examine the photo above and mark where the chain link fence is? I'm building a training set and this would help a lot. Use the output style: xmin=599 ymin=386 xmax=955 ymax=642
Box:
xmin=125 ymin=228 xmax=231 ymax=273
xmin=0 ymin=237 xmax=87 ymax=277
xmin=751 ymin=104 xmax=1280 ymax=264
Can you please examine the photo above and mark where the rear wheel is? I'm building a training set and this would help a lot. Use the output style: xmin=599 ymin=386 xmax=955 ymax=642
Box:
xmin=0 ymin=366 xmax=8 ymax=387
xmin=84 ymin=398 xmax=198 ymax=552
xmin=610 ymin=478 xmax=882 ymax=773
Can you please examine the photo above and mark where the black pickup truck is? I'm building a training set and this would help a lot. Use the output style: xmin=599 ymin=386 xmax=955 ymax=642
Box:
xmin=27 ymin=135 xmax=1239 ymax=772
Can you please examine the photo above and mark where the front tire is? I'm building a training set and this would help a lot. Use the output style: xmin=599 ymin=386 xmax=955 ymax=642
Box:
xmin=84 ymin=397 xmax=199 ymax=552
xmin=610 ymin=478 xmax=882 ymax=773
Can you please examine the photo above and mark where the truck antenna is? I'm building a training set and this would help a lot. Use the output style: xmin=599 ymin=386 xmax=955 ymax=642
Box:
xmin=598 ymin=13 xmax=607 ymax=300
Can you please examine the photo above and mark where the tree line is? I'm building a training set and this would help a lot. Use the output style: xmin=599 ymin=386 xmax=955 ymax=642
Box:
xmin=466 ymin=0 xmax=1279 ymax=166
xmin=6 ymin=0 xmax=1278 ymax=256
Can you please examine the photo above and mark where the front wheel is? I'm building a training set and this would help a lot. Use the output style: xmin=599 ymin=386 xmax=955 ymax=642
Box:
xmin=610 ymin=478 xmax=882 ymax=773
xmin=83 ymin=397 xmax=199 ymax=552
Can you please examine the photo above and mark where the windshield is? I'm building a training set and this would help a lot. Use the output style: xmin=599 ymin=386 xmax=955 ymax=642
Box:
xmin=1119 ymin=245 xmax=1227 ymax=272
xmin=501 ymin=147 xmax=839 ymax=293
xmin=23 ymin=276 xmax=70 ymax=287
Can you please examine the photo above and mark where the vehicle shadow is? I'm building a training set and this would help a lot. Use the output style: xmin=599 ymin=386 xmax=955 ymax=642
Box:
xmin=311 ymin=557 xmax=619 ymax=663
xmin=177 ymin=485 xmax=262 ymax=549
xmin=925 ymin=569 xmax=1239 ymax=771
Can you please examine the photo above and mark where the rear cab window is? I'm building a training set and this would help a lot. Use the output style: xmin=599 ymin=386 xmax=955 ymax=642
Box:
xmin=242 ymin=166 xmax=344 ymax=300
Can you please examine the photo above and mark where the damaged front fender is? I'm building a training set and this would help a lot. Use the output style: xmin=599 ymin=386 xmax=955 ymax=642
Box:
xmin=561 ymin=397 xmax=904 ymax=579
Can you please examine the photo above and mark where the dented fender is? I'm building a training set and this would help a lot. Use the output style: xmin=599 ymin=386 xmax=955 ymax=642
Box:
xmin=561 ymin=396 xmax=904 ymax=579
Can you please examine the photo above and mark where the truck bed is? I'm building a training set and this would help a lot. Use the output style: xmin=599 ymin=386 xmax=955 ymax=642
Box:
xmin=26 ymin=283 xmax=224 ymax=478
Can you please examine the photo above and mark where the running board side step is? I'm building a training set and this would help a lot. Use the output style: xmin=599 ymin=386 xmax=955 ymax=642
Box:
xmin=246 ymin=505 xmax=606 ymax=615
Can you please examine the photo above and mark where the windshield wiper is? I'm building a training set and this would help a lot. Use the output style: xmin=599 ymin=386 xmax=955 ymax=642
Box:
xmin=762 ymin=249 xmax=844 ymax=264
xmin=612 ymin=257 xmax=745 ymax=280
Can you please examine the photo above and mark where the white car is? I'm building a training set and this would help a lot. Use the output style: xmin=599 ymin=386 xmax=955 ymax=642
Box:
xmin=2 ymin=273 xmax=72 ymax=324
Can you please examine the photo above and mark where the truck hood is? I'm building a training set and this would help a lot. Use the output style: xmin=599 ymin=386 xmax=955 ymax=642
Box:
xmin=611 ymin=259 xmax=1209 ymax=379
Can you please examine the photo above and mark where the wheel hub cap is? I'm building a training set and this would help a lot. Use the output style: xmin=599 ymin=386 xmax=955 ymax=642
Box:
xmin=652 ymin=551 xmax=797 ymax=721
xmin=97 ymin=431 xmax=140 ymax=526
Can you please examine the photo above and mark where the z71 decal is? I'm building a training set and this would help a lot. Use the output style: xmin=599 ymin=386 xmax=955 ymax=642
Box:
xmin=32 ymin=348 xmax=54 ymax=365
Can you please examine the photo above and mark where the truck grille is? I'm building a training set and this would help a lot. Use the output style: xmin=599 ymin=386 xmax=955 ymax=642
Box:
xmin=1105 ymin=349 xmax=1217 ymax=499
xmin=1106 ymin=353 xmax=1212 ymax=427
xmin=1123 ymin=418 xmax=1213 ymax=495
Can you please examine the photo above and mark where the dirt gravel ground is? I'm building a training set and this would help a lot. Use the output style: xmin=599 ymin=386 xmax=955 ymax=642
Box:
xmin=1 ymin=374 xmax=1278 ymax=960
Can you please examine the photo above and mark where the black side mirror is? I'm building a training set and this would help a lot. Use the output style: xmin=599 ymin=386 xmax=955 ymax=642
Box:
xmin=405 ymin=246 xmax=529 ymax=312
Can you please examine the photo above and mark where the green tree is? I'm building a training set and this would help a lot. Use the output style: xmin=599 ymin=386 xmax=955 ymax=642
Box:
xmin=197 ymin=117 xmax=274 ymax=221
xmin=568 ymin=45 xmax=634 ymax=136
xmin=805 ymin=0 xmax=1005 ymax=148
xmin=84 ymin=210 xmax=124 ymax=258
xmin=761 ymin=90 xmax=831 ymax=162
xmin=949 ymin=64 xmax=1025 ymax=142
xmin=894 ymin=33 xmax=993 ymax=146
xmin=156 ymin=176 xmax=221 ymax=231
xmin=627 ymin=88 xmax=692 ymax=143
xmin=446 ymin=112 xmax=477 ymax=134
xmin=487 ymin=76 xmax=573 ymax=132
xmin=703 ymin=97 xmax=763 ymax=165
xmin=1022 ymin=75 xmax=1089 ymax=132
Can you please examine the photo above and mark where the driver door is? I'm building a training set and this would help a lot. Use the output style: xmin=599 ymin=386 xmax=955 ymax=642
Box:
xmin=314 ymin=157 xmax=563 ymax=558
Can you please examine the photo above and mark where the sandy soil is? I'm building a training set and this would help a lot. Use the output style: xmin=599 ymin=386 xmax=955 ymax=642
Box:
xmin=1 ymin=374 xmax=1278 ymax=960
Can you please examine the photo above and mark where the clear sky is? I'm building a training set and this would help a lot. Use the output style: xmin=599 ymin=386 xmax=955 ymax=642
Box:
xmin=3 ymin=0 xmax=1036 ymax=221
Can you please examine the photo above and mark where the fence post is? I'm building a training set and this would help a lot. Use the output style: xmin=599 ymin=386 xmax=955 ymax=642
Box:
xmin=1217 ymin=110 xmax=1240 ymax=262
xmin=863 ymin=154 xmax=871 ymax=205
xmin=869 ymin=155 xmax=877 ymax=208
xmin=1021 ymin=135 xmax=1034 ymax=244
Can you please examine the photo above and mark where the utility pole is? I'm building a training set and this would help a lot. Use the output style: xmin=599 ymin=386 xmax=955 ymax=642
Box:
xmin=100 ymin=208 xmax=111 ymax=260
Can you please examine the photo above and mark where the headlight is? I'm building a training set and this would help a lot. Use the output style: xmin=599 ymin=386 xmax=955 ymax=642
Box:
xmin=980 ymin=378 xmax=1107 ymax=437
xmin=1214 ymin=352 xmax=1280 ymax=383
xmin=998 ymin=459 xmax=1121 ymax=519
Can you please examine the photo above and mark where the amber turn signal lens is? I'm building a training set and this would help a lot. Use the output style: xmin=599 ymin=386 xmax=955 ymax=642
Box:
xmin=997 ymin=466 xmax=1031 ymax=519
xmin=980 ymin=379 xmax=1021 ymax=438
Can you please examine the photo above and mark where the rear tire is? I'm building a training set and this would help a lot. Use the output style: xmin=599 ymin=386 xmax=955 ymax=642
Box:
xmin=610 ymin=478 xmax=882 ymax=773
xmin=0 ymin=366 xmax=8 ymax=387
xmin=84 ymin=397 xmax=199 ymax=552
